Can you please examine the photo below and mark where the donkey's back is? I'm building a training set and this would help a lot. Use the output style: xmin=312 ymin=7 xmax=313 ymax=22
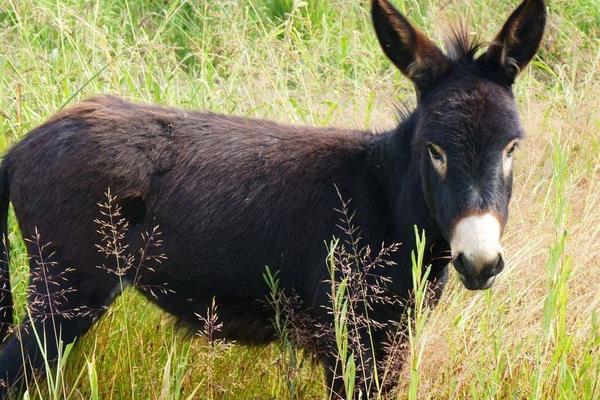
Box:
xmin=3 ymin=95 xmax=380 ymax=343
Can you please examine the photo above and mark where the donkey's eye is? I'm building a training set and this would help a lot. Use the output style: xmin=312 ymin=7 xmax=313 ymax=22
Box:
xmin=502 ymin=140 xmax=519 ymax=179
xmin=427 ymin=144 xmax=443 ymax=161
xmin=427 ymin=143 xmax=447 ymax=177
xmin=505 ymin=140 xmax=519 ymax=158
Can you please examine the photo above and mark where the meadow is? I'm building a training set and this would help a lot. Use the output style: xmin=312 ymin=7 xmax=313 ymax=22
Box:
xmin=0 ymin=0 xmax=599 ymax=398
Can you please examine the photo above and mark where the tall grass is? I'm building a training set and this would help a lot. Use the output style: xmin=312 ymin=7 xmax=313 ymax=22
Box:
xmin=405 ymin=228 xmax=431 ymax=400
xmin=0 ymin=0 xmax=599 ymax=398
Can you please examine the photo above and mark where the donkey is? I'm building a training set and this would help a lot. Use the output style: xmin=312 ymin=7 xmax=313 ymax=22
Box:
xmin=0 ymin=0 xmax=545 ymax=397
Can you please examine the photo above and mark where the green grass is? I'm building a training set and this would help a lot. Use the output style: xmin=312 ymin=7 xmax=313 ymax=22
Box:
xmin=1 ymin=0 xmax=599 ymax=398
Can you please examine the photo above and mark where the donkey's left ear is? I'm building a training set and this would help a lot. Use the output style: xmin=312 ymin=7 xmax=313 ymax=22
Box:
xmin=482 ymin=0 xmax=546 ymax=84
xmin=372 ymin=0 xmax=449 ymax=95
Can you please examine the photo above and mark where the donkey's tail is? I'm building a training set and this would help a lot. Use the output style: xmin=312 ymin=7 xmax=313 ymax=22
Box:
xmin=0 ymin=161 xmax=11 ymax=340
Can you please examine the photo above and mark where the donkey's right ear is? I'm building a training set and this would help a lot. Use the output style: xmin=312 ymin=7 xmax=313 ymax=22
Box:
xmin=482 ymin=0 xmax=546 ymax=84
xmin=372 ymin=0 xmax=449 ymax=95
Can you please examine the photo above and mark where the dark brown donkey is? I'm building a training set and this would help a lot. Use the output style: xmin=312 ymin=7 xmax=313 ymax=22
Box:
xmin=0 ymin=0 xmax=545 ymax=397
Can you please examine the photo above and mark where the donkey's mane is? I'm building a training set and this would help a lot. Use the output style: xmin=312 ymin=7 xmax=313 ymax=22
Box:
xmin=443 ymin=23 xmax=483 ymax=63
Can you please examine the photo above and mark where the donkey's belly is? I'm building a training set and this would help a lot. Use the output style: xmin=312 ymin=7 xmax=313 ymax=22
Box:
xmin=147 ymin=287 xmax=277 ymax=344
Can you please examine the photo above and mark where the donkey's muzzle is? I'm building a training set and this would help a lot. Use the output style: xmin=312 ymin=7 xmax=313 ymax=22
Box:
xmin=453 ymin=252 xmax=504 ymax=290
xmin=450 ymin=213 xmax=505 ymax=290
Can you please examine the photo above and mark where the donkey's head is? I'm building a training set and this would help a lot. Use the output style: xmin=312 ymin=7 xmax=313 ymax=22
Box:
xmin=372 ymin=0 xmax=546 ymax=290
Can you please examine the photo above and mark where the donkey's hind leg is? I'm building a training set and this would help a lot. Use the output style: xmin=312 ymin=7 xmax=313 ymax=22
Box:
xmin=0 ymin=315 xmax=98 ymax=396
xmin=0 ymin=259 xmax=117 ymax=398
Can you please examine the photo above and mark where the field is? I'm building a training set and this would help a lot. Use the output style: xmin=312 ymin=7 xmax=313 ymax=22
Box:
xmin=0 ymin=0 xmax=599 ymax=398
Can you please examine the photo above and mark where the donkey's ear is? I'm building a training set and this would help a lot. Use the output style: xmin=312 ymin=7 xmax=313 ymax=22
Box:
xmin=372 ymin=0 xmax=449 ymax=94
xmin=483 ymin=0 xmax=546 ymax=84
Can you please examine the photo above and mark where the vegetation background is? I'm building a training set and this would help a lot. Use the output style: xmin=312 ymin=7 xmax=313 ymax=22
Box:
xmin=0 ymin=0 xmax=599 ymax=398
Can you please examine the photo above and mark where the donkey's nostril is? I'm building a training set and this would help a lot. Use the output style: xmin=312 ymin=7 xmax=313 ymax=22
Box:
xmin=453 ymin=252 xmax=474 ymax=276
xmin=480 ymin=253 xmax=504 ymax=278
xmin=494 ymin=254 xmax=505 ymax=275
xmin=454 ymin=251 xmax=504 ymax=278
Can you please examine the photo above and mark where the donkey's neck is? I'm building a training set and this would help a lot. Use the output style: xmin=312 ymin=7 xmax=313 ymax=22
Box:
xmin=372 ymin=114 xmax=433 ymax=233
xmin=367 ymin=112 xmax=449 ymax=270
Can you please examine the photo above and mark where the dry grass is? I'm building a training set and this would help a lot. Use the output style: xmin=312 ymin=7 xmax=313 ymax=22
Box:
xmin=0 ymin=0 xmax=598 ymax=398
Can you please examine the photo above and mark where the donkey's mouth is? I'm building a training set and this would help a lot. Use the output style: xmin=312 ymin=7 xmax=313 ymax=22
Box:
xmin=457 ymin=272 xmax=496 ymax=291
